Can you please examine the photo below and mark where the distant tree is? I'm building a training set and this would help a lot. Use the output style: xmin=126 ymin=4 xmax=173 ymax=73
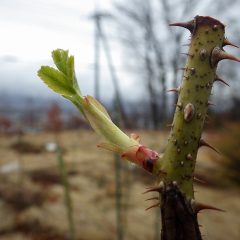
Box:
xmin=114 ymin=0 xmax=240 ymax=125
xmin=115 ymin=0 xmax=166 ymax=129
xmin=67 ymin=115 xmax=87 ymax=129
xmin=24 ymin=97 xmax=36 ymax=129
xmin=0 ymin=115 xmax=11 ymax=133
xmin=46 ymin=102 xmax=63 ymax=133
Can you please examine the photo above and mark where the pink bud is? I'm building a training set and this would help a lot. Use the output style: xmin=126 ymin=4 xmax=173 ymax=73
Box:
xmin=122 ymin=145 xmax=159 ymax=173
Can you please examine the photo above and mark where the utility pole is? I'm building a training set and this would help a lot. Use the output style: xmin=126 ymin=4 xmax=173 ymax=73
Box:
xmin=89 ymin=6 xmax=126 ymax=240
xmin=93 ymin=4 xmax=101 ymax=100
xmin=89 ymin=10 xmax=126 ymax=125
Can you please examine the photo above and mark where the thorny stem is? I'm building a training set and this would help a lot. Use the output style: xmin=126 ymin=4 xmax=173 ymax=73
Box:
xmin=157 ymin=16 xmax=225 ymax=198
xmin=154 ymin=15 xmax=239 ymax=240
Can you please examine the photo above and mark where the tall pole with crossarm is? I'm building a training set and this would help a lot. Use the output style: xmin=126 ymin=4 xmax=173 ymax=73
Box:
xmin=89 ymin=9 xmax=126 ymax=125
xmin=90 ymin=6 xmax=125 ymax=240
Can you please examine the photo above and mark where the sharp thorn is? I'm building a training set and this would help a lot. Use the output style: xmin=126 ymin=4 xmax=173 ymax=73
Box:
xmin=180 ymin=52 xmax=193 ymax=57
xmin=223 ymin=38 xmax=239 ymax=48
xmin=145 ymin=185 xmax=156 ymax=189
xmin=211 ymin=47 xmax=240 ymax=66
xmin=207 ymin=101 xmax=215 ymax=107
xmin=194 ymin=176 xmax=206 ymax=184
xmin=142 ymin=186 xmax=162 ymax=194
xmin=199 ymin=139 xmax=220 ymax=154
xmin=145 ymin=202 xmax=160 ymax=211
xmin=169 ymin=20 xmax=194 ymax=33
xmin=145 ymin=197 xmax=159 ymax=202
xmin=182 ymin=43 xmax=191 ymax=46
xmin=167 ymin=86 xmax=180 ymax=93
xmin=214 ymin=75 xmax=230 ymax=87
xmin=192 ymin=201 xmax=225 ymax=214
xmin=177 ymin=67 xmax=187 ymax=71
xmin=166 ymin=123 xmax=173 ymax=128
xmin=167 ymin=88 xmax=178 ymax=93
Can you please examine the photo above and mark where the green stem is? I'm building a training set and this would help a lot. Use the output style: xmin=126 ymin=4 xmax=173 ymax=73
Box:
xmin=114 ymin=153 xmax=123 ymax=240
xmin=160 ymin=16 xmax=225 ymax=198
xmin=57 ymin=146 xmax=75 ymax=240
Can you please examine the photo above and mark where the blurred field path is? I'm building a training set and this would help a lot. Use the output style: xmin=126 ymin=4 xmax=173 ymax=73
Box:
xmin=0 ymin=129 xmax=239 ymax=240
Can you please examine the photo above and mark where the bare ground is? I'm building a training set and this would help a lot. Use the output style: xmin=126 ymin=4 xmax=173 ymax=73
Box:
xmin=0 ymin=129 xmax=239 ymax=240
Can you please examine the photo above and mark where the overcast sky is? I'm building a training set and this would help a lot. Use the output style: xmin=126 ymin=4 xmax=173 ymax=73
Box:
xmin=1 ymin=0 xmax=240 ymax=107
xmin=0 ymin=0 xmax=139 ymax=102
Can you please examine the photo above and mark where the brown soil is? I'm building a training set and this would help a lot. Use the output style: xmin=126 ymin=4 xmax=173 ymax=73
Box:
xmin=0 ymin=129 xmax=239 ymax=240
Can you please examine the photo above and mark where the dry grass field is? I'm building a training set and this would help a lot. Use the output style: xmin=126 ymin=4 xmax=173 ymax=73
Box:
xmin=0 ymin=129 xmax=239 ymax=240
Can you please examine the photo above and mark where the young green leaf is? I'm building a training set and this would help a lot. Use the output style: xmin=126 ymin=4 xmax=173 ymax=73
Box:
xmin=66 ymin=55 xmax=81 ymax=95
xmin=38 ymin=49 xmax=161 ymax=174
xmin=52 ymin=49 xmax=69 ymax=74
xmin=38 ymin=49 xmax=81 ymax=98
xmin=38 ymin=66 xmax=75 ymax=97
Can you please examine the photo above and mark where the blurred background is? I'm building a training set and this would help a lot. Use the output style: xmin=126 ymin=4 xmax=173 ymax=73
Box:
xmin=0 ymin=0 xmax=240 ymax=239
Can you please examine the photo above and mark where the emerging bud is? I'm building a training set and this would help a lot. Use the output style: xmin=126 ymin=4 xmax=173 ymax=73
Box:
xmin=38 ymin=49 xmax=161 ymax=174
